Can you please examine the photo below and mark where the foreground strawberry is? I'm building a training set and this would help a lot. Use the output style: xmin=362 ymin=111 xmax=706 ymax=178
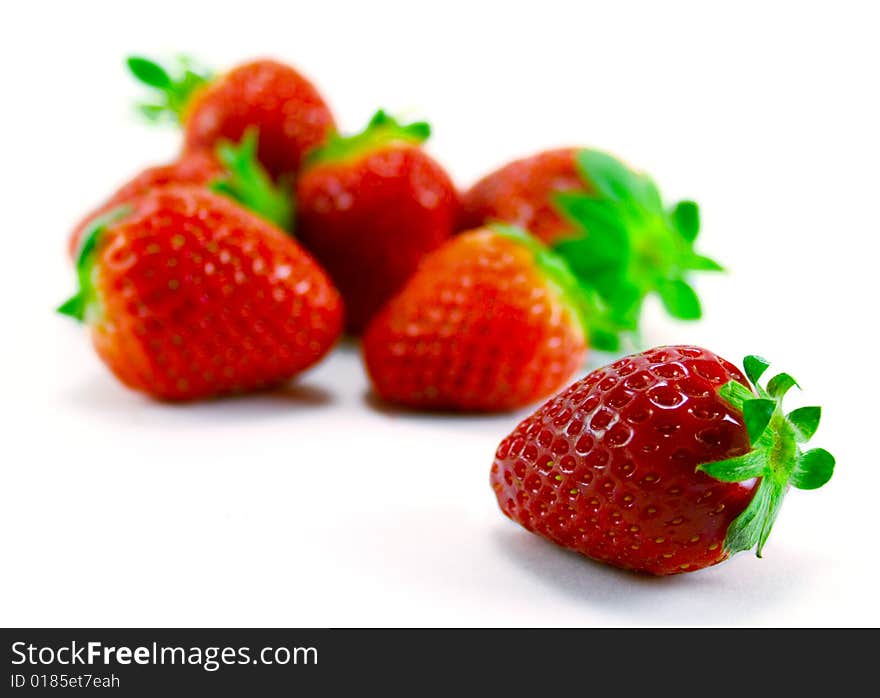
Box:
xmin=491 ymin=346 xmax=834 ymax=574
xmin=462 ymin=149 xmax=723 ymax=351
xmin=67 ymin=131 xmax=293 ymax=259
xmin=363 ymin=226 xmax=588 ymax=411
xmin=59 ymin=186 xmax=342 ymax=401
xmin=128 ymin=56 xmax=335 ymax=179
xmin=296 ymin=110 xmax=459 ymax=333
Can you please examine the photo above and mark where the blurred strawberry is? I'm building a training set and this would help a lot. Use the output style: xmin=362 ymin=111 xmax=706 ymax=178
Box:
xmin=462 ymin=149 xmax=724 ymax=351
xmin=67 ymin=130 xmax=292 ymax=258
xmin=363 ymin=225 xmax=590 ymax=411
xmin=59 ymin=186 xmax=342 ymax=401
xmin=296 ymin=110 xmax=459 ymax=333
xmin=128 ymin=55 xmax=335 ymax=179
xmin=460 ymin=148 xmax=584 ymax=245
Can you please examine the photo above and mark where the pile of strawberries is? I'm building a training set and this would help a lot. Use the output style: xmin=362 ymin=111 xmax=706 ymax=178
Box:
xmin=61 ymin=56 xmax=834 ymax=575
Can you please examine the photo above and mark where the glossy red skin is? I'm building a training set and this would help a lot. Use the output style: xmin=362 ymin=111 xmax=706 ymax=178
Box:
xmin=362 ymin=228 xmax=586 ymax=412
xmin=68 ymin=151 xmax=224 ymax=259
xmin=88 ymin=186 xmax=343 ymax=401
xmin=296 ymin=144 xmax=459 ymax=333
xmin=491 ymin=346 xmax=758 ymax=575
xmin=183 ymin=59 xmax=335 ymax=180
xmin=460 ymin=148 xmax=588 ymax=246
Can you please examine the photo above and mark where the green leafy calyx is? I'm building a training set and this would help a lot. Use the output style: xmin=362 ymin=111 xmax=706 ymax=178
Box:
xmin=210 ymin=128 xmax=294 ymax=231
xmin=551 ymin=149 xmax=724 ymax=350
xmin=127 ymin=55 xmax=212 ymax=124
xmin=57 ymin=207 xmax=132 ymax=323
xmin=306 ymin=110 xmax=431 ymax=167
xmin=697 ymin=355 xmax=835 ymax=558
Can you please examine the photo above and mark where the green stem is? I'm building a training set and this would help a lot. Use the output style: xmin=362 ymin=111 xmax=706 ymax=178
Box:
xmin=57 ymin=207 xmax=131 ymax=323
xmin=551 ymin=149 xmax=724 ymax=348
xmin=210 ymin=129 xmax=294 ymax=231
xmin=127 ymin=55 xmax=212 ymax=124
xmin=304 ymin=110 xmax=431 ymax=168
xmin=696 ymin=355 xmax=835 ymax=557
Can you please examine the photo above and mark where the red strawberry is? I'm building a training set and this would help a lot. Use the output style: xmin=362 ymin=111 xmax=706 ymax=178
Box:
xmin=362 ymin=226 xmax=588 ymax=411
xmin=463 ymin=149 xmax=724 ymax=352
xmin=58 ymin=186 xmax=343 ymax=401
xmin=296 ymin=110 xmax=459 ymax=333
xmin=491 ymin=346 xmax=834 ymax=575
xmin=460 ymin=148 xmax=584 ymax=246
xmin=67 ymin=131 xmax=293 ymax=259
xmin=67 ymin=150 xmax=223 ymax=259
xmin=128 ymin=56 xmax=335 ymax=179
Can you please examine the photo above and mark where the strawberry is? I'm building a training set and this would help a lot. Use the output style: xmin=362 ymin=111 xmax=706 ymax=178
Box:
xmin=362 ymin=225 xmax=588 ymax=411
xmin=295 ymin=110 xmax=459 ymax=334
xmin=67 ymin=131 xmax=293 ymax=259
xmin=460 ymin=148 xmax=585 ymax=246
xmin=58 ymin=186 xmax=343 ymax=401
xmin=128 ymin=56 xmax=335 ymax=180
xmin=67 ymin=151 xmax=222 ymax=259
xmin=462 ymin=149 xmax=724 ymax=351
xmin=491 ymin=346 xmax=834 ymax=575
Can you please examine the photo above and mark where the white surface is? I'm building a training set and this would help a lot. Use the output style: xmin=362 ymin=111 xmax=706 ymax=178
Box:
xmin=1 ymin=0 xmax=878 ymax=627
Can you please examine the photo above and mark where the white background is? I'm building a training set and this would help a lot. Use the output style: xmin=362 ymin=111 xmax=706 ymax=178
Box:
xmin=1 ymin=0 xmax=877 ymax=626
